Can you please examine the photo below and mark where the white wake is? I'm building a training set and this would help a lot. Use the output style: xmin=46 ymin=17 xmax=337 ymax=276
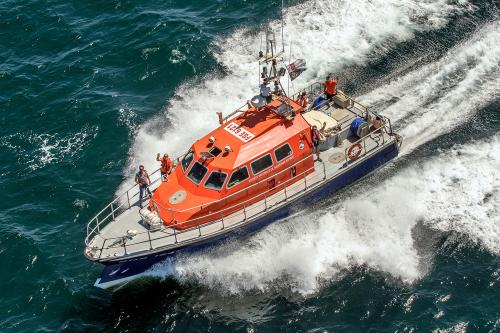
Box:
xmin=118 ymin=0 xmax=473 ymax=193
xmin=119 ymin=0 xmax=500 ymax=293
xmin=166 ymin=133 xmax=500 ymax=295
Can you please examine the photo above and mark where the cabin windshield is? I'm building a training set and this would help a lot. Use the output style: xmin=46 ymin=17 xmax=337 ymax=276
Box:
xmin=227 ymin=167 xmax=249 ymax=189
xmin=204 ymin=171 xmax=227 ymax=190
xmin=187 ymin=162 xmax=207 ymax=185
xmin=181 ymin=149 xmax=194 ymax=172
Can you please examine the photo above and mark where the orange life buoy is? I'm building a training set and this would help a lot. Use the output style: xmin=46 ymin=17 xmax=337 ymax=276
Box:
xmin=347 ymin=143 xmax=363 ymax=161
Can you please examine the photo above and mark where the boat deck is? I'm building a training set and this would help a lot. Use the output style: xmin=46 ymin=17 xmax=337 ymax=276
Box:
xmin=86 ymin=107 xmax=395 ymax=261
xmin=85 ymin=85 xmax=400 ymax=262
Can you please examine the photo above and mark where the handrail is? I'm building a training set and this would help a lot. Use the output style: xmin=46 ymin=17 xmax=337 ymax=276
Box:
xmin=291 ymin=82 xmax=368 ymax=115
xmin=85 ymin=86 xmax=397 ymax=257
xmin=153 ymin=152 xmax=314 ymax=216
xmin=86 ymin=83 xmax=363 ymax=244
xmin=86 ymin=123 xmax=395 ymax=260
xmin=87 ymin=127 xmax=395 ymax=260
xmin=344 ymin=127 xmax=386 ymax=165
xmin=90 ymin=163 xmax=320 ymax=257
xmin=153 ymin=121 xmax=392 ymax=227
xmin=220 ymin=102 xmax=249 ymax=123
xmin=85 ymin=98 xmax=278 ymax=247
xmin=84 ymin=167 xmax=163 ymax=246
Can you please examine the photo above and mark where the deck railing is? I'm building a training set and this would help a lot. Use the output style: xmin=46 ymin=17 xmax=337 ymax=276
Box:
xmin=291 ymin=82 xmax=369 ymax=116
xmin=85 ymin=123 xmax=395 ymax=260
xmin=84 ymin=167 xmax=164 ymax=248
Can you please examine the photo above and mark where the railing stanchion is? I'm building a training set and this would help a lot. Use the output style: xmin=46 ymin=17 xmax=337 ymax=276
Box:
xmin=147 ymin=231 xmax=153 ymax=250
xmin=127 ymin=191 xmax=131 ymax=209
xmin=243 ymin=206 xmax=247 ymax=221
xmin=322 ymin=162 xmax=326 ymax=180
xmin=284 ymin=186 xmax=287 ymax=201
xmin=111 ymin=203 xmax=115 ymax=221
xmin=264 ymin=196 xmax=268 ymax=212
xmin=99 ymin=238 xmax=107 ymax=259
xmin=123 ymin=240 xmax=127 ymax=255
xmin=221 ymin=216 xmax=225 ymax=230
xmin=198 ymin=223 xmax=202 ymax=237
xmin=304 ymin=175 xmax=307 ymax=190
xmin=96 ymin=217 xmax=100 ymax=233
xmin=173 ymin=223 xmax=178 ymax=244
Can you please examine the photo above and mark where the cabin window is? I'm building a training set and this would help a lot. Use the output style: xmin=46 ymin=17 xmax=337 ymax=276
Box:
xmin=181 ymin=149 xmax=194 ymax=172
xmin=209 ymin=146 xmax=222 ymax=157
xmin=274 ymin=143 xmax=293 ymax=162
xmin=251 ymin=154 xmax=273 ymax=175
xmin=187 ymin=162 xmax=208 ymax=185
xmin=227 ymin=167 xmax=249 ymax=189
xmin=204 ymin=171 xmax=227 ymax=190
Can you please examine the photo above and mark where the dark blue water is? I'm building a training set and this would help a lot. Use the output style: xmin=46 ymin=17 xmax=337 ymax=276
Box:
xmin=1 ymin=0 xmax=499 ymax=332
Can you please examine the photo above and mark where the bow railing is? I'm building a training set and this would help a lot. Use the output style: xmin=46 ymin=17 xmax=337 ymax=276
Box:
xmin=85 ymin=122 xmax=396 ymax=260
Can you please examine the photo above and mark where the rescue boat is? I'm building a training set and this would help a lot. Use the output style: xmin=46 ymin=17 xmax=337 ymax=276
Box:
xmin=84 ymin=29 xmax=402 ymax=289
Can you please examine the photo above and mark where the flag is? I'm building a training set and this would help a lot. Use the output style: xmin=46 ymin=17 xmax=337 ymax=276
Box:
xmin=287 ymin=59 xmax=307 ymax=81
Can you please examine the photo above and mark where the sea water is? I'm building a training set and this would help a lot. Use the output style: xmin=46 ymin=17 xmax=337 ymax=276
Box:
xmin=0 ymin=0 xmax=499 ymax=332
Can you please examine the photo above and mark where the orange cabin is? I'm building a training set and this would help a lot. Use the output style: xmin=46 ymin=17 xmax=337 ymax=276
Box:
xmin=150 ymin=97 xmax=316 ymax=230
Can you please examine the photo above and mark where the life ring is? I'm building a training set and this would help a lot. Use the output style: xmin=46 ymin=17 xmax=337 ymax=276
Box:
xmin=347 ymin=143 xmax=363 ymax=161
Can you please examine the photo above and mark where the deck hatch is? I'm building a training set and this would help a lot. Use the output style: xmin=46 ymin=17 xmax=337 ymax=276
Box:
xmin=209 ymin=146 xmax=222 ymax=157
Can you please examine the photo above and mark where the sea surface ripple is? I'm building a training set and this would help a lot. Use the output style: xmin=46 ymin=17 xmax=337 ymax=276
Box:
xmin=0 ymin=0 xmax=499 ymax=332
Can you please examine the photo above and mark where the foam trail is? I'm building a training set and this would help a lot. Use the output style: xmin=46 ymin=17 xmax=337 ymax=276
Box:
xmin=118 ymin=0 xmax=471 ymax=193
xmin=360 ymin=21 xmax=500 ymax=154
xmin=161 ymin=134 xmax=500 ymax=295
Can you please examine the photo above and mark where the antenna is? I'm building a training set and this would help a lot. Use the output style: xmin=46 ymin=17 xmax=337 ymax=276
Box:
xmin=255 ymin=1 xmax=289 ymax=99
xmin=281 ymin=0 xmax=285 ymax=53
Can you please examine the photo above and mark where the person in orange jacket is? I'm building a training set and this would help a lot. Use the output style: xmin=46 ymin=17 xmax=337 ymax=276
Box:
xmin=324 ymin=75 xmax=339 ymax=100
xmin=156 ymin=153 xmax=173 ymax=181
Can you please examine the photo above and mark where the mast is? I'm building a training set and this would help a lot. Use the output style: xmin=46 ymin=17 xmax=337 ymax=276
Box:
xmin=258 ymin=29 xmax=287 ymax=97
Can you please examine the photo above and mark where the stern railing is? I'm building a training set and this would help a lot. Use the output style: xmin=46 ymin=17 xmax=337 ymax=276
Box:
xmin=85 ymin=122 xmax=397 ymax=260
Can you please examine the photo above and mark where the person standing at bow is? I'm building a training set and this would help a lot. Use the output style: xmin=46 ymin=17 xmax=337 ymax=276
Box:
xmin=324 ymin=75 xmax=340 ymax=100
xmin=156 ymin=153 xmax=172 ymax=181
xmin=135 ymin=165 xmax=151 ymax=208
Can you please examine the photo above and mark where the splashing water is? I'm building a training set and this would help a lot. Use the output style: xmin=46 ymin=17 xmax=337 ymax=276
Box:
xmin=164 ymin=133 xmax=500 ymax=295
xmin=117 ymin=0 xmax=474 ymax=194
xmin=119 ymin=0 xmax=498 ymax=294
xmin=361 ymin=21 xmax=500 ymax=154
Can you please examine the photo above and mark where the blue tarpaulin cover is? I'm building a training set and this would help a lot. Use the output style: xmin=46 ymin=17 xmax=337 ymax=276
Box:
xmin=312 ymin=96 xmax=327 ymax=109
xmin=350 ymin=117 xmax=365 ymax=136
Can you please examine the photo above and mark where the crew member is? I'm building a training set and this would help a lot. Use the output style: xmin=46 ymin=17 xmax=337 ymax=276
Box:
xmin=260 ymin=78 xmax=272 ymax=104
xmin=297 ymin=91 xmax=308 ymax=109
xmin=324 ymin=75 xmax=339 ymax=100
xmin=135 ymin=165 xmax=152 ymax=208
xmin=156 ymin=153 xmax=173 ymax=180
xmin=371 ymin=116 xmax=383 ymax=131
xmin=311 ymin=125 xmax=322 ymax=162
